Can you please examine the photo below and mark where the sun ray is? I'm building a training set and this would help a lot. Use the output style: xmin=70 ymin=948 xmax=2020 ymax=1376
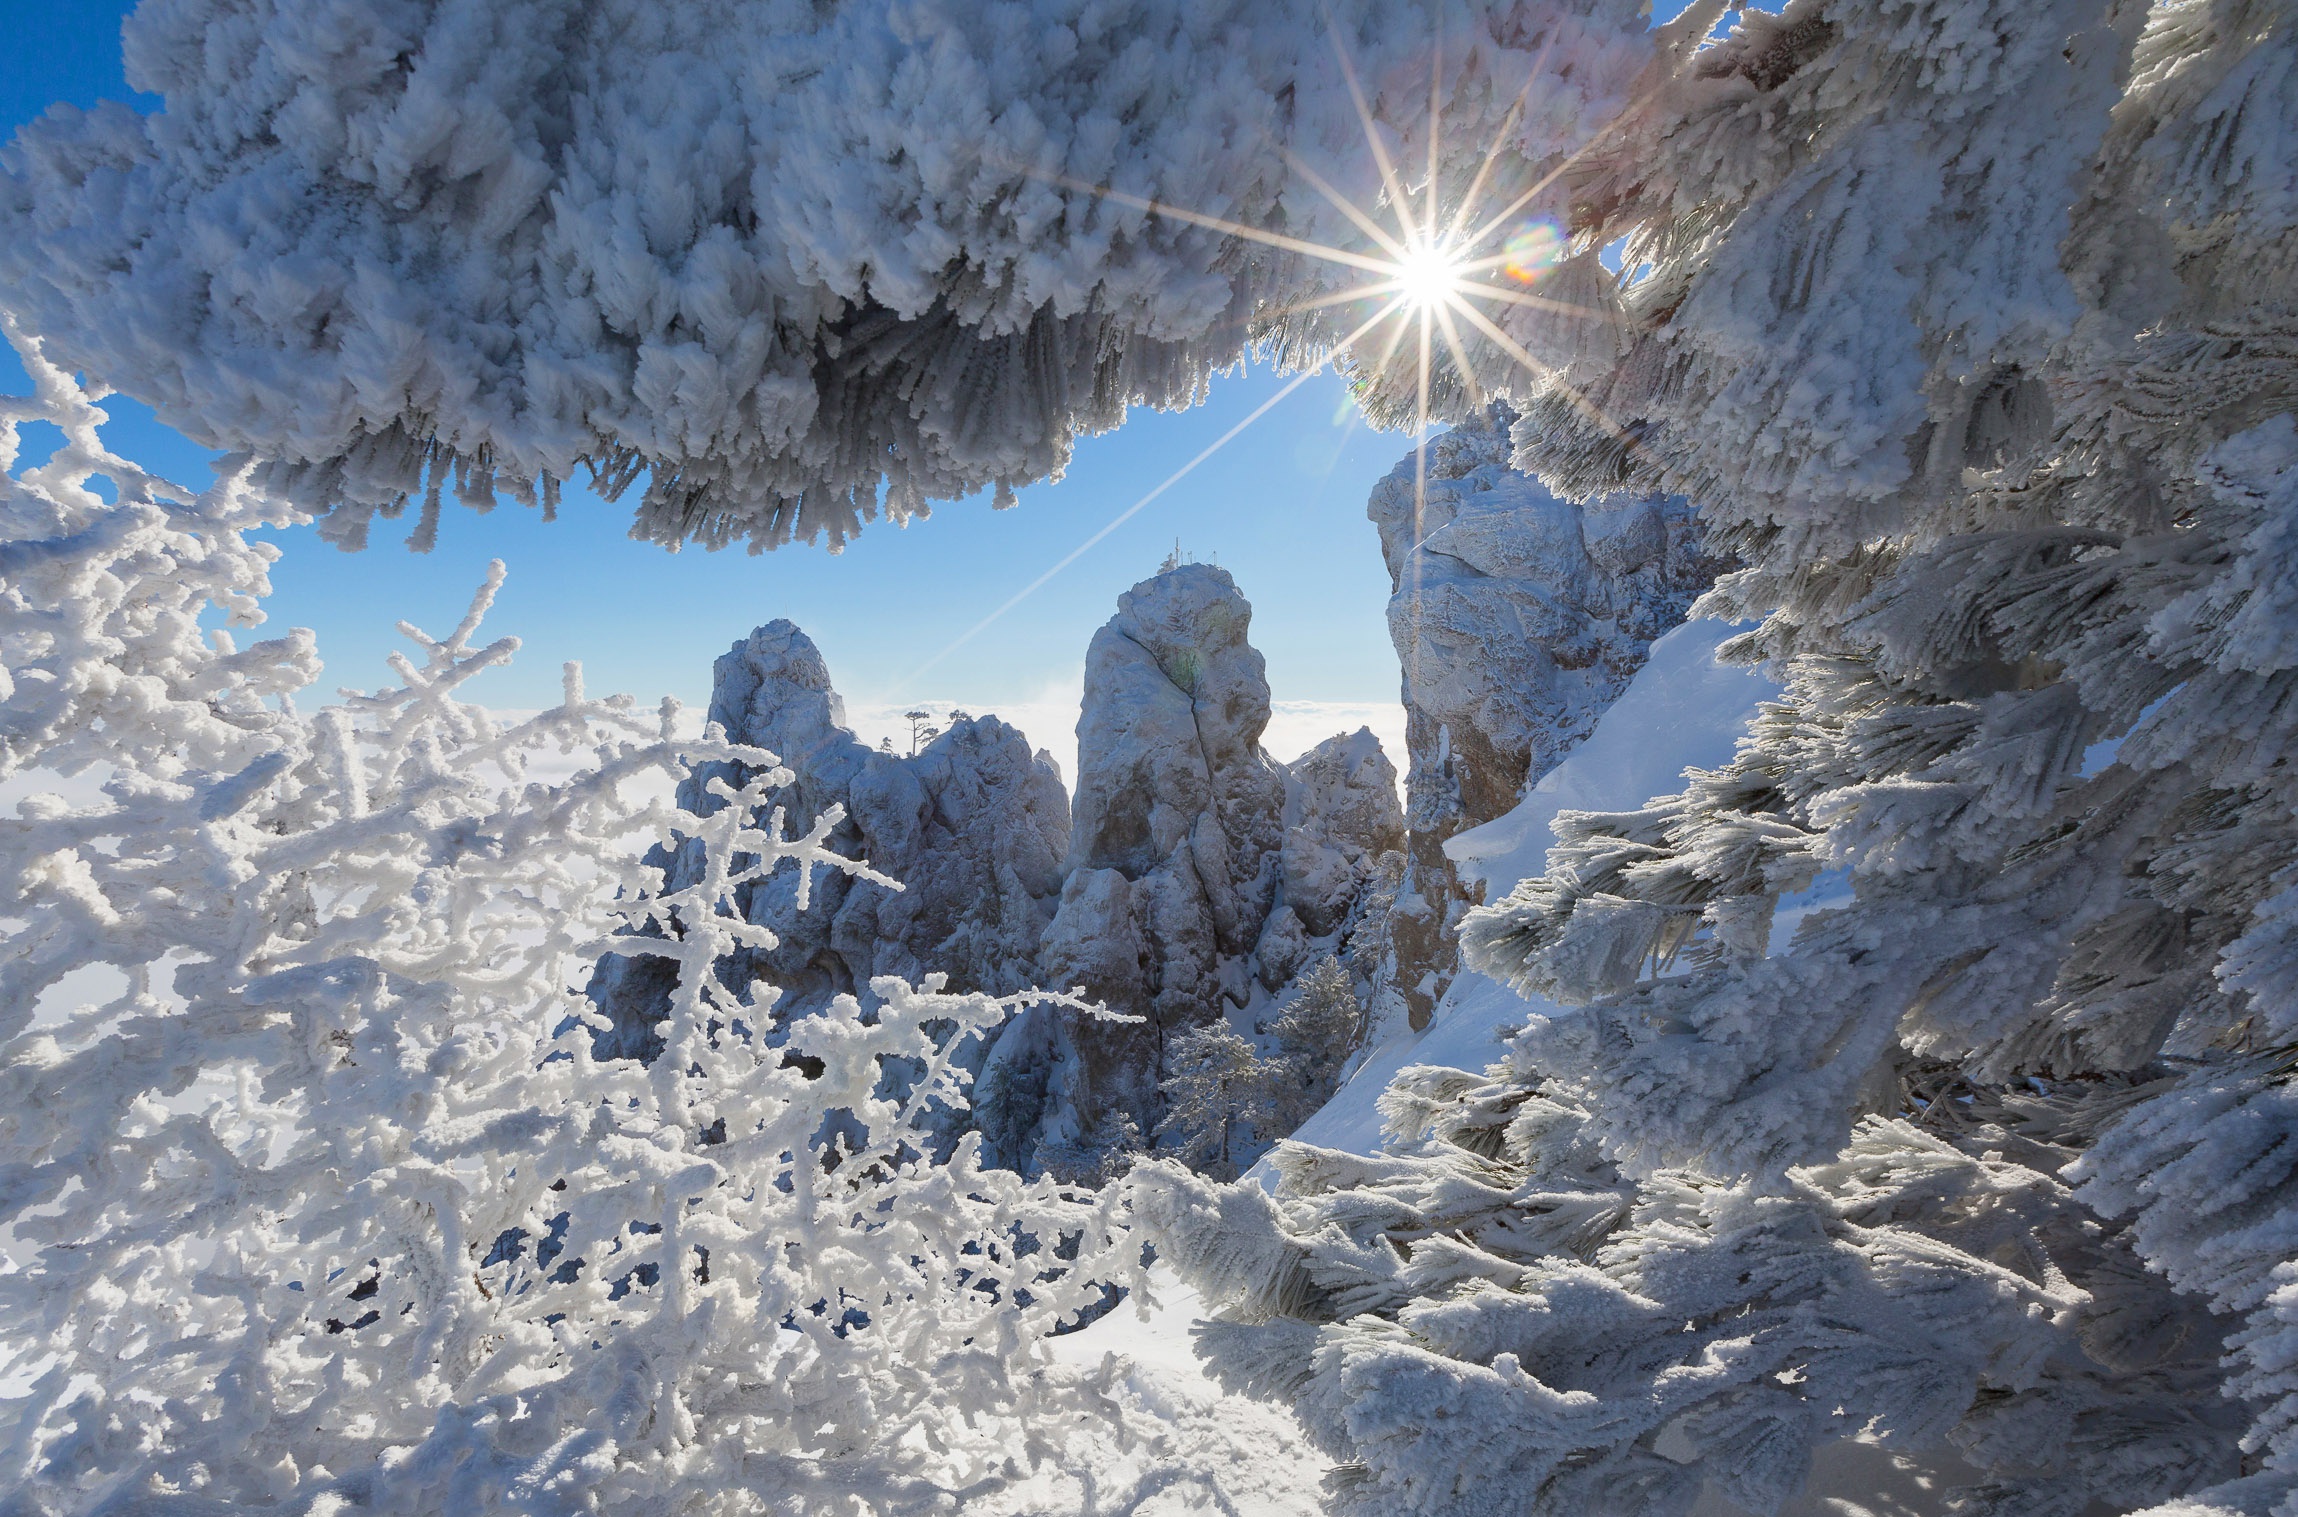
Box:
xmin=1452 ymin=250 xmax=1528 ymax=275
xmin=1446 ymin=292 xmax=1641 ymax=451
xmin=901 ymin=293 xmax=1412 ymax=688
xmin=1424 ymin=27 xmax=1443 ymax=252
xmin=1457 ymin=79 xmax=1671 ymax=258
xmin=1412 ymin=302 xmax=1434 ymax=705
xmin=1356 ymin=296 xmax=1420 ymax=397
xmin=1440 ymin=96 xmax=1524 ymax=248
xmin=1263 ymin=278 xmax=1413 ymax=321
xmin=1431 ymin=297 xmax=1487 ymax=408
xmin=1452 ymin=280 xmax=1614 ymax=323
xmin=1323 ymin=18 xmax=1418 ymax=242
xmin=1415 ymin=306 xmax=1434 ymax=451
xmin=1025 ymin=166 xmax=1397 ymax=278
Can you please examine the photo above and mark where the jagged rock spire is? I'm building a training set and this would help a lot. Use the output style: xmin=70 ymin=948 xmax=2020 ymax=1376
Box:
xmin=588 ymin=620 xmax=1069 ymax=1060
xmin=1364 ymin=403 xmax=1719 ymax=1029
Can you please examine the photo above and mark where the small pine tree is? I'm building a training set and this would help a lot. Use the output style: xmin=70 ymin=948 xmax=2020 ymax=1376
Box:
xmin=1035 ymin=1109 xmax=1146 ymax=1187
xmin=1264 ymin=956 xmax=1365 ymax=1130
xmin=1156 ymin=1022 xmax=1275 ymax=1181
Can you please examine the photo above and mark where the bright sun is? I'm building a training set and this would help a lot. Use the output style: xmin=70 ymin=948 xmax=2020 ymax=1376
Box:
xmin=1394 ymin=242 xmax=1463 ymax=310
xmin=921 ymin=26 xmax=1625 ymax=683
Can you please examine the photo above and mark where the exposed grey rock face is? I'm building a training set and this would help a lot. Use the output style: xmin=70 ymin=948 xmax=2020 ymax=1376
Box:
xmin=593 ymin=573 xmax=1405 ymax=1181
xmin=1034 ymin=565 xmax=1290 ymax=1133
xmin=587 ymin=620 xmax=1069 ymax=1060
xmin=1365 ymin=403 xmax=1720 ymax=1031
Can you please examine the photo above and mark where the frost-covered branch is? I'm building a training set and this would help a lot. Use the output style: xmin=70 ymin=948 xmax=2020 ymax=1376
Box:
xmin=1135 ymin=3 xmax=2298 ymax=1513
xmin=0 ymin=0 xmax=1655 ymax=551
xmin=0 ymin=324 xmax=1158 ymax=1514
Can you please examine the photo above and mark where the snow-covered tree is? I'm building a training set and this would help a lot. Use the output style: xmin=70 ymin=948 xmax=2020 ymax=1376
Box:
xmin=0 ymin=0 xmax=1654 ymax=551
xmin=1264 ymin=955 xmax=1368 ymax=1131
xmin=1138 ymin=4 xmax=2298 ymax=1516
xmin=1156 ymin=960 xmax=1368 ymax=1180
xmin=0 ymin=319 xmax=1189 ymax=1514
xmin=1157 ymin=1022 xmax=1275 ymax=1182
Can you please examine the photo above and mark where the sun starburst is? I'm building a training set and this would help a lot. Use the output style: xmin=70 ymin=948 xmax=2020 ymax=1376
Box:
xmin=906 ymin=22 xmax=1655 ymax=688
xmin=1394 ymin=242 xmax=1466 ymax=311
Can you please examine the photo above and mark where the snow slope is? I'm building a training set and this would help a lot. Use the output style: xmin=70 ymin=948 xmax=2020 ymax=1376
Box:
xmin=1029 ymin=1273 xmax=1331 ymax=1516
xmin=1273 ymin=618 xmax=1778 ymax=1162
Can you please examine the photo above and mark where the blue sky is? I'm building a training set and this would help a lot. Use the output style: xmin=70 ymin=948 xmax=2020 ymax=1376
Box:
xmin=2 ymin=0 xmax=1430 ymax=771
xmin=4 ymin=0 xmax=1750 ymax=769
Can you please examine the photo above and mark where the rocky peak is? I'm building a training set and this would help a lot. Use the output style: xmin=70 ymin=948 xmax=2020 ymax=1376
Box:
xmin=1036 ymin=565 xmax=1291 ymax=1133
xmin=588 ymin=621 xmax=1069 ymax=1060
xmin=594 ymin=568 xmax=1409 ymax=1182
xmin=1066 ymin=563 xmax=1285 ymax=886
xmin=1281 ymin=728 xmax=1405 ymax=938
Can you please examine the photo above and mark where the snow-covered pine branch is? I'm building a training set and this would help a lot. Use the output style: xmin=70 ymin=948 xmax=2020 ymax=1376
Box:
xmin=0 ymin=0 xmax=1655 ymax=552
xmin=0 ymin=321 xmax=1162 ymax=1514
xmin=1139 ymin=4 xmax=2298 ymax=1515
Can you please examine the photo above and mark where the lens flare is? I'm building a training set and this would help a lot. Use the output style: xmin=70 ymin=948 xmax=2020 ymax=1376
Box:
xmin=1502 ymin=218 xmax=1567 ymax=284
xmin=916 ymin=26 xmax=1651 ymax=689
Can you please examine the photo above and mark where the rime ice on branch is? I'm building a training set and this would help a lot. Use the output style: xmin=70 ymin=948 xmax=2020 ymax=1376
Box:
xmin=0 ymin=322 xmax=1246 ymax=1515
xmin=1145 ymin=3 xmax=2298 ymax=1515
xmin=0 ymin=0 xmax=1653 ymax=551
xmin=588 ymin=619 xmax=1073 ymax=1066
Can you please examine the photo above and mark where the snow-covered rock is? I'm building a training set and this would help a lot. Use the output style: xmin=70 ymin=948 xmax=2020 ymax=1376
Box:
xmin=836 ymin=714 xmax=1073 ymax=992
xmin=595 ymin=573 xmax=1403 ymax=1176
xmin=1280 ymin=726 xmax=1404 ymax=939
xmin=982 ymin=567 xmax=1405 ymax=1176
xmin=1364 ymin=404 xmax=1718 ymax=1030
xmin=589 ymin=620 xmax=1069 ymax=1058
xmin=1035 ymin=565 xmax=1291 ymax=1136
xmin=1276 ymin=618 xmax=1780 ymax=1165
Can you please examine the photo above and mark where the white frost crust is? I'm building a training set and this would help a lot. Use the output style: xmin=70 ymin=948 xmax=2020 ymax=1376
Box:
xmin=0 ymin=0 xmax=1653 ymax=550
xmin=0 ymin=317 xmax=1202 ymax=1515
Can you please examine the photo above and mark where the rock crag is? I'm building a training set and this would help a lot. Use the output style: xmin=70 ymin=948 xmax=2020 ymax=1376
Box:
xmin=593 ymin=571 xmax=1406 ymax=1180
xmin=1002 ymin=566 xmax=1402 ymax=1174
xmin=1365 ymin=404 xmax=1720 ymax=1030
xmin=587 ymin=620 xmax=1070 ymax=1063
xmin=597 ymin=514 xmax=1743 ymax=1176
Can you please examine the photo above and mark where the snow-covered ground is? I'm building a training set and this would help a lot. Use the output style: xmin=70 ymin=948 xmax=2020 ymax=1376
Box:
xmin=1015 ymin=1273 xmax=1330 ymax=1515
